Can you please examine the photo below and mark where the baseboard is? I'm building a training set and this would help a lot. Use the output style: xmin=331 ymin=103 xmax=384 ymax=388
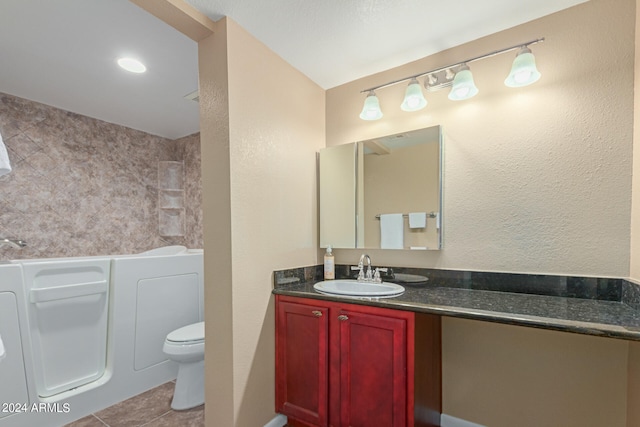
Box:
xmin=441 ymin=413 xmax=486 ymax=427
xmin=264 ymin=413 xmax=287 ymax=427
xmin=264 ymin=412 xmax=482 ymax=427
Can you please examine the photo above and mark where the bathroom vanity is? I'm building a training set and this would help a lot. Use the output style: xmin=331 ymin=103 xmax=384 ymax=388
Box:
xmin=275 ymin=295 xmax=441 ymax=427
xmin=273 ymin=265 xmax=640 ymax=427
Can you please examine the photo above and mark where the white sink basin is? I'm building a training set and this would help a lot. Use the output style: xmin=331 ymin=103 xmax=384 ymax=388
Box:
xmin=313 ymin=279 xmax=405 ymax=297
xmin=393 ymin=273 xmax=428 ymax=283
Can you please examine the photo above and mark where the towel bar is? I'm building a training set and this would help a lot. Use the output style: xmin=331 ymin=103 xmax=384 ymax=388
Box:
xmin=375 ymin=212 xmax=437 ymax=220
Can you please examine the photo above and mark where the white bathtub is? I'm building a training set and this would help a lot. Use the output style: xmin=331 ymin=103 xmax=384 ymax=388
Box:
xmin=0 ymin=246 xmax=203 ymax=427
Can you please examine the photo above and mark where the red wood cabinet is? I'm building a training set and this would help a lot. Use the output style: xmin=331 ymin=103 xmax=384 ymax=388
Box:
xmin=276 ymin=299 xmax=329 ymax=426
xmin=275 ymin=295 xmax=441 ymax=427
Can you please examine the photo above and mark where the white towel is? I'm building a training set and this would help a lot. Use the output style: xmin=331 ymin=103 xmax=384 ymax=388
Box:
xmin=380 ymin=213 xmax=404 ymax=249
xmin=408 ymin=212 xmax=427 ymax=229
xmin=0 ymin=133 xmax=12 ymax=177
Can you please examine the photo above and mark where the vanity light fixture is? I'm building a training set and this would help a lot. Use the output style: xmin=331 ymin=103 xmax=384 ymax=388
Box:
xmin=117 ymin=57 xmax=147 ymax=74
xmin=359 ymin=90 xmax=383 ymax=120
xmin=359 ymin=37 xmax=544 ymax=120
xmin=400 ymin=78 xmax=428 ymax=111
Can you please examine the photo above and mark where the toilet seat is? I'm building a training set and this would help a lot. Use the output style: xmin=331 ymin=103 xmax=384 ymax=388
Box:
xmin=166 ymin=321 xmax=204 ymax=344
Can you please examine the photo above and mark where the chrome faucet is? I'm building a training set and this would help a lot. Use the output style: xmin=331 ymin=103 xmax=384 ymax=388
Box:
xmin=358 ymin=254 xmax=372 ymax=281
xmin=351 ymin=254 xmax=390 ymax=283
xmin=0 ymin=238 xmax=27 ymax=249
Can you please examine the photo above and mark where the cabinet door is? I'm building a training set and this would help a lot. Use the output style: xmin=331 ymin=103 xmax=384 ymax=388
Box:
xmin=276 ymin=298 xmax=329 ymax=427
xmin=336 ymin=308 xmax=410 ymax=427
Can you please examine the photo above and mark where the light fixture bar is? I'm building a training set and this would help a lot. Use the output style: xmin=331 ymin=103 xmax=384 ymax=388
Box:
xmin=360 ymin=37 xmax=545 ymax=93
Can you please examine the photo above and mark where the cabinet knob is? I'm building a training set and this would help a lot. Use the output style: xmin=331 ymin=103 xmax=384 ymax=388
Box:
xmin=337 ymin=314 xmax=349 ymax=321
xmin=312 ymin=310 xmax=323 ymax=317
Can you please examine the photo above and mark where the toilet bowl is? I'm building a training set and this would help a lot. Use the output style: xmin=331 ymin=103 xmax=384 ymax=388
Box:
xmin=163 ymin=321 xmax=205 ymax=410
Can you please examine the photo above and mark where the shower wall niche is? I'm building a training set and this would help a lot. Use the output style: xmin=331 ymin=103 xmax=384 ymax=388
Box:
xmin=158 ymin=161 xmax=185 ymax=237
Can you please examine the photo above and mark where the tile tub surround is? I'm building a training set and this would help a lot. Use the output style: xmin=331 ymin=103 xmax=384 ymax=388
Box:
xmin=273 ymin=265 xmax=640 ymax=341
xmin=0 ymin=93 xmax=203 ymax=260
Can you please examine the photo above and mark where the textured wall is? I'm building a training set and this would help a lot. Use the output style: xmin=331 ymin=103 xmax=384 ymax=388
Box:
xmin=632 ymin=0 xmax=640 ymax=281
xmin=0 ymin=92 xmax=202 ymax=260
xmin=199 ymin=18 xmax=236 ymax=427
xmin=326 ymin=0 xmax=633 ymax=278
xmin=626 ymin=2 xmax=640 ymax=424
xmin=443 ymin=318 xmax=628 ymax=427
xmin=199 ymin=17 xmax=325 ymax=426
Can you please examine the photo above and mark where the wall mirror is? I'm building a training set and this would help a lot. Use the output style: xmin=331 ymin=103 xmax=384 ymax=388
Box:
xmin=319 ymin=125 xmax=443 ymax=250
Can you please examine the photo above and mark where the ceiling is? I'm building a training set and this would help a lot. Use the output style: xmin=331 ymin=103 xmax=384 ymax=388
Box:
xmin=0 ymin=0 xmax=587 ymax=140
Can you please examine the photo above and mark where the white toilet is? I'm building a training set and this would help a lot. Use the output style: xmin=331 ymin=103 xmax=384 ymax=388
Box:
xmin=163 ymin=321 xmax=205 ymax=410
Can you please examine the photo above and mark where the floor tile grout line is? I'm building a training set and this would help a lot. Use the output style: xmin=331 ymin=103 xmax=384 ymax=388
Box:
xmin=138 ymin=409 xmax=174 ymax=427
xmin=92 ymin=413 xmax=110 ymax=427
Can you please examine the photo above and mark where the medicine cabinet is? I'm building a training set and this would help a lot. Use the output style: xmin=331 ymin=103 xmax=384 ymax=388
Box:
xmin=319 ymin=125 xmax=443 ymax=250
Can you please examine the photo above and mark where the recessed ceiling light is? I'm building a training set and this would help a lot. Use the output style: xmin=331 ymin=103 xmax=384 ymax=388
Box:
xmin=117 ymin=57 xmax=146 ymax=74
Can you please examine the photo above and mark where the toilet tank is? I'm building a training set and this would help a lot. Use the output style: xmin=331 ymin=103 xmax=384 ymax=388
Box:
xmin=111 ymin=248 xmax=204 ymax=371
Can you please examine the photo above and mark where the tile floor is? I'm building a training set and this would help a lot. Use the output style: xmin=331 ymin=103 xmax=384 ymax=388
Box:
xmin=64 ymin=382 xmax=204 ymax=427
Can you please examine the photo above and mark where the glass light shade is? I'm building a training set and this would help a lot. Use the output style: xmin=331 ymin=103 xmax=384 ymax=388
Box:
xmin=505 ymin=47 xmax=541 ymax=87
xmin=359 ymin=91 xmax=383 ymax=120
xmin=400 ymin=78 xmax=427 ymax=112
xmin=448 ymin=65 xmax=479 ymax=101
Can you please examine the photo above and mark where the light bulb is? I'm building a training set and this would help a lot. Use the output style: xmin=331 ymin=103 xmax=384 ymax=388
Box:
xmin=400 ymin=78 xmax=427 ymax=112
xmin=359 ymin=91 xmax=383 ymax=120
xmin=513 ymin=70 xmax=532 ymax=84
xmin=448 ymin=64 xmax=479 ymax=101
xmin=453 ymin=86 xmax=470 ymax=99
xmin=505 ymin=47 xmax=541 ymax=87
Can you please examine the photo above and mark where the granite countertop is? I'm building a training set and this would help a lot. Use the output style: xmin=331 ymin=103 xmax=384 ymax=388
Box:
xmin=272 ymin=267 xmax=640 ymax=341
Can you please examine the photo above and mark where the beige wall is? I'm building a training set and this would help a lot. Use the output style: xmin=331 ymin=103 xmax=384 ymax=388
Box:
xmin=319 ymin=143 xmax=357 ymax=248
xmin=632 ymin=0 xmax=640 ymax=281
xmin=199 ymin=17 xmax=325 ymax=426
xmin=443 ymin=318 xmax=628 ymax=427
xmin=198 ymin=19 xmax=235 ymax=427
xmin=326 ymin=0 xmax=635 ymax=426
xmin=327 ymin=0 xmax=634 ymax=278
xmin=629 ymin=342 xmax=640 ymax=426
xmin=627 ymin=1 xmax=640 ymax=425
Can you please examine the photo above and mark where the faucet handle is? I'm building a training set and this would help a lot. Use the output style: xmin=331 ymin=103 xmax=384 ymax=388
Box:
xmin=0 ymin=238 xmax=27 ymax=249
xmin=351 ymin=265 xmax=365 ymax=281
xmin=373 ymin=267 xmax=388 ymax=283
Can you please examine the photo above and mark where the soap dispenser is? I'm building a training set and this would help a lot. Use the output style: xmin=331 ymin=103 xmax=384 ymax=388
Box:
xmin=324 ymin=245 xmax=335 ymax=280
